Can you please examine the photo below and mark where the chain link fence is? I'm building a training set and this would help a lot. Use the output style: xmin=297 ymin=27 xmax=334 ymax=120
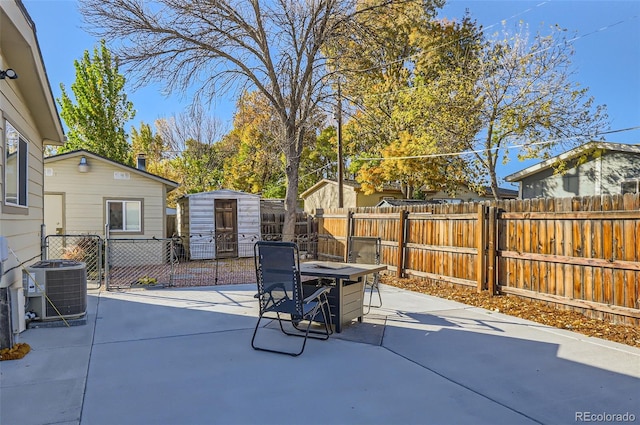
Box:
xmin=44 ymin=233 xmax=319 ymax=291
xmin=105 ymin=238 xmax=174 ymax=290
xmin=44 ymin=235 xmax=103 ymax=290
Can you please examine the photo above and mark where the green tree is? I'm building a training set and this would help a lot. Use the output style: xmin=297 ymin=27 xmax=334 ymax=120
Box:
xmin=222 ymin=90 xmax=329 ymax=196
xmin=331 ymin=5 xmax=482 ymax=197
xmin=57 ymin=39 xmax=135 ymax=164
xmin=300 ymin=126 xmax=339 ymax=192
xmin=130 ymin=121 xmax=167 ymax=168
xmin=472 ymin=22 xmax=609 ymax=199
xmin=155 ymin=105 xmax=229 ymax=202
xmin=130 ymin=120 xmax=185 ymax=205
xmin=171 ymin=139 xmax=221 ymax=195
xmin=78 ymin=0 xmax=433 ymax=238
xmin=222 ymin=91 xmax=284 ymax=195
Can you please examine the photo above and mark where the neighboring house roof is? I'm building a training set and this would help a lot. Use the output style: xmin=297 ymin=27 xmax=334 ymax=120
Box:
xmin=504 ymin=141 xmax=640 ymax=182
xmin=376 ymin=199 xmax=440 ymax=207
xmin=491 ymin=187 xmax=519 ymax=198
xmin=1 ymin=0 xmax=64 ymax=144
xmin=422 ymin=185 xmax=518 ymax=199
xmin=299 ymin=179 xmax=403 ymax=199
xmin=301 ymin=179 xmax=517 ymax=201
xmin=44 ymin=149 xmax=179 ymax=190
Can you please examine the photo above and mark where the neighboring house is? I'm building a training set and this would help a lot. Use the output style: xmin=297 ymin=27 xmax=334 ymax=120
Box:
xmin=505 ymin=141 xmax=640 ymax=199
xmin=302 ymin=179 xmax=518 ymax=212
xmin=44 ymin=150 xmax=178 ymax=238
xmin=176 ymin=189 xmax=261 ymax=259
xmin=418 ymin=185 xmax=517 ymax=204
xmin=300 ymin=179 xmax=404 ymax=214
xmin=1 ymin=0 xmax=65 ymax=347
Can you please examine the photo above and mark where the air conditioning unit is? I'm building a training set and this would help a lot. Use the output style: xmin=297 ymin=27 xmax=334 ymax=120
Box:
xmin=23 ymin=260 xmax=87 ymax=321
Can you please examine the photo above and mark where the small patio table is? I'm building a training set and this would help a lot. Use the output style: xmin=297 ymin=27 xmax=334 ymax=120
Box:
xmin=299 ymin=261 xmax=387 ymax=333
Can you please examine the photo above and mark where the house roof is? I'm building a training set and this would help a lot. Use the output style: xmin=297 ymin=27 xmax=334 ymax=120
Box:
xmin=1 ymin=1 xmax=64 ymax=144
xmin=421 ymin=184 xmax=518 ymax=199
xmin=299 ymin=179 xmax=403 ymax=199
xmin=44 ymin=149 xmax=179 ymax=190
xmin=505 ymin=141 xmax=640 ymax=182
xmin=376 ymin=199 xmax=439 ymax=207
xmin=491 ymin=187 xmax=519 ymax=198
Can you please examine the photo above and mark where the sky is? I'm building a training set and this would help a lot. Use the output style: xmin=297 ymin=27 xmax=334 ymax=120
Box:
xmin=22 ymin=0 xmax=640 ymax=185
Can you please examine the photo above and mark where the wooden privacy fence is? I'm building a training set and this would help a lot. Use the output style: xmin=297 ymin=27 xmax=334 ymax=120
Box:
xmin=314 ymin=194 xmax=640 ymax=325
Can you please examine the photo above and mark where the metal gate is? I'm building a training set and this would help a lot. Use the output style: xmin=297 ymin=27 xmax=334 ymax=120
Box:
xmin=43 ymin=234 xmax=104 ymax=289
xmin=105 ymin=238 xmax=175 ymax=290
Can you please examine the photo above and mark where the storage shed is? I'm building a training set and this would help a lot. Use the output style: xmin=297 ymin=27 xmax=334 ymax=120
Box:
xmin=176 ymin=190 xmax=261 ymax=260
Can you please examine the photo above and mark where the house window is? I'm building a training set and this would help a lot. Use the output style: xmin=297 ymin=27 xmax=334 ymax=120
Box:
xmin=621 ymin=180 xmax=639 ymax=194
xmin=107 ymin=200 xmax=142 ymax=232
xmin=4 ymin=121 xmax=28 ymax=207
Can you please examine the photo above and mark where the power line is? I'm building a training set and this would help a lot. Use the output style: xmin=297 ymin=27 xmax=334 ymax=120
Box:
xmin=346 ymin=1 xmax=551 ymax=75
xmin=347 ymin=10 xmax=638 ymax=100
xmin=354 ymin=126 xmax=640 ymax=161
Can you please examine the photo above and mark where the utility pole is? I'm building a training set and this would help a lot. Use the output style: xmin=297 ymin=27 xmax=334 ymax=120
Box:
xmin=336 ymin=83 xmax=344 ymax=208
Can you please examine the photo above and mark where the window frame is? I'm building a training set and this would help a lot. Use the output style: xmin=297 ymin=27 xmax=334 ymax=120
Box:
xmin=105 ymin=198 xmax=144 ymax=235
xmin=3 ymin=120 xmax=29 ymax=214
xmin=620 ymin=179 xmax=640 ymax=195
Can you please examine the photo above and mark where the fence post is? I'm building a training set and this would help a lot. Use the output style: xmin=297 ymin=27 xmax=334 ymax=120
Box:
xmin=487 ymin=206 xmax=497 ymax=295
xmin=344 ymin=210 xmax=353 ymax=262
xmin=476 ymin=204 xmax=486 ymax=292
xmin=397 ymin=210 xmax=408 ymax=278
xmin=104 ymin=226 xmax=110 ymax=291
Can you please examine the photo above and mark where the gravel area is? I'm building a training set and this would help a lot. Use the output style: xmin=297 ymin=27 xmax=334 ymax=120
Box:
xmin=381 ymin=275 xmax=640 ymax=348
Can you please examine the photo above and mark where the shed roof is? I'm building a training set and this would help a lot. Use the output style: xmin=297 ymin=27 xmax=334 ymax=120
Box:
xmin=180 ymin=189 xmax=260 ymax=199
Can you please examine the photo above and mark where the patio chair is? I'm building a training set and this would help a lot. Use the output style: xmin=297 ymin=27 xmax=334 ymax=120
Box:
xmin=252 ymin=241 xmax=333 ymax=356
xmin=347 ymin=236 xmax=382 ymax=314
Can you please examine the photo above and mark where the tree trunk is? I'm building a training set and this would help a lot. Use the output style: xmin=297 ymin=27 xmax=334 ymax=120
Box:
xmin=282 ymin=129 xmax=301 ymax=242
xmin=489 ymin=169 xmax=500 ymax=200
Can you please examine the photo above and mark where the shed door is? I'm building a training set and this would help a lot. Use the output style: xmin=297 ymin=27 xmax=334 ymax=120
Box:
xmin=214 ymin=199 xmax=238 ymax=258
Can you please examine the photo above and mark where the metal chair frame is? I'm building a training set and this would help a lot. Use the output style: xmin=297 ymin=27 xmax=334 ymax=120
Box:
xmin=252 ymin=241 xmax=333 ymax=356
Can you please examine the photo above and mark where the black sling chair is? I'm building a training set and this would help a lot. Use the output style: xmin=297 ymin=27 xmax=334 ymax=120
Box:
xmin=252 ymin=241 xmax=333 ymax=356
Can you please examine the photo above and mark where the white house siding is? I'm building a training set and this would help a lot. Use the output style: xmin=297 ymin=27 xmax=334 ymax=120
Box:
xmin=520 ymin=151 xmax=640 ymax=199
xmin=599 ymin=151 xmax=640 ymax=194
xmin=178 ymin=190 xmax=261 ymax=259
xmin=1 ymin=88 xmax=46 ymax=294
xmin=1 ymin=1 xmax=65 ymax=344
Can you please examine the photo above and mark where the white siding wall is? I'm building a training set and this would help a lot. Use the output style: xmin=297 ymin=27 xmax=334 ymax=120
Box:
xmin=0 ymin=76 xmax=45 ymax=291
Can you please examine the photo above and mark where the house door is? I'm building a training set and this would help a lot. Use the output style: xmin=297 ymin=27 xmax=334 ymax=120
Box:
xmin=44 ymin=193 xmax=64 ymax=235
xmin=214 ymin=199 xmax=238 ymax=258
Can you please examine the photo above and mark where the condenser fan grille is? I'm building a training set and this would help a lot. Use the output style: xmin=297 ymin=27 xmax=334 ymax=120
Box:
xmin=45 ymin=268 xmax=87 ymax=317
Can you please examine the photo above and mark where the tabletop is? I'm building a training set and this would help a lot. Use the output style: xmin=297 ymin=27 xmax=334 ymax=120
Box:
xmin=299 ymin=261 xmax=387 ymax=280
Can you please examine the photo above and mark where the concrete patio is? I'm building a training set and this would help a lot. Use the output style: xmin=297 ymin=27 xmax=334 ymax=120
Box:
xmin=1 ymin=283 xmax=639 ymax=425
